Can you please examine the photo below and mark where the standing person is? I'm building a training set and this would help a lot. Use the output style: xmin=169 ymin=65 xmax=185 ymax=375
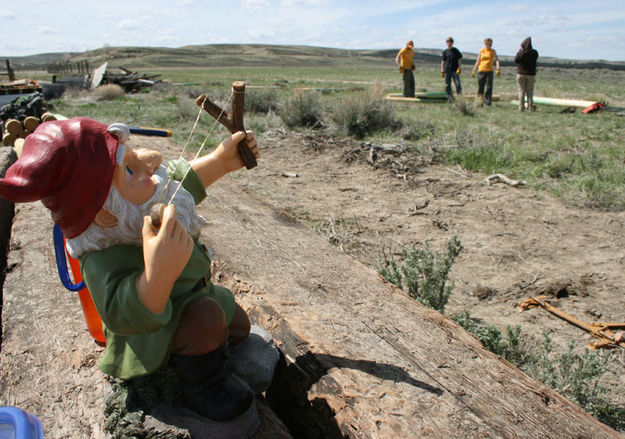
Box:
xmin=472 ymin=38 xmax=500 ymax=106
xmin=396 ymin=40 xmax=416 ymax=97
xmin=514 ymin=37 xmax=539 ymax=111
xmin=441 ymin=37 xmax=463 ymax=102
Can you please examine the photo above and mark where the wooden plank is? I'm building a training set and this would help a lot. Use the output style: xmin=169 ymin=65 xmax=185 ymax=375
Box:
xmin=200 ymin=174 xmax=621 ymax=439
xmin=511 ymin=96 xmax=597 ymax=108
xmin=89 ymin=62 xmax=107 ymax=90
xmin=385 ymin=93 xmax=501 ymax=103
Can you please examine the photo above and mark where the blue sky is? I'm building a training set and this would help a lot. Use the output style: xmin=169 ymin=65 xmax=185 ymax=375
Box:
xmin=1 ymin=0 xmax=624 ymax=61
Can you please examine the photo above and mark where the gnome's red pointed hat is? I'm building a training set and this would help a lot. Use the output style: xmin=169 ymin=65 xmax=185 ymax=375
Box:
xmin=0 ymin=117 xmax=118 ymax=238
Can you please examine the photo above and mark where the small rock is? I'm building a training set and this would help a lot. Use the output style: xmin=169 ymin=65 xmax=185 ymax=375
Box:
xmin=225 ymin=325 xmax=280 ymax=395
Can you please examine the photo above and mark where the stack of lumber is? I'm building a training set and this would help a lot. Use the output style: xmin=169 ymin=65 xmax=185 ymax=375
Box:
xmin=2 ymin=113 xmax=59 ymax=155
xmin=100 ymin=66 xmax=161 ymax=93
xmin=2 ymin=117 xmax=37 ymax=147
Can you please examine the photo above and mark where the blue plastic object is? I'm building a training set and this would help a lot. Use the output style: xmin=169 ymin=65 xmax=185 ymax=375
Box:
xmin=0 ymin=407 xmax=44 ymax=439
xmin=128 ymin=126 xmax=172 ymax=137
xmin=52 ymin=223 xmax=85 ymax=292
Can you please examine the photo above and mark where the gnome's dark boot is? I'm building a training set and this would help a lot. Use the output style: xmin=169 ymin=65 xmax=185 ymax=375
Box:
xmin=170 ymin=345 xmax=255 ymax=422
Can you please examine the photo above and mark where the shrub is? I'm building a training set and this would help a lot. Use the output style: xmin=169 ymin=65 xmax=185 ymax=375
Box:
xmin=379 ymin=236 xmax=462 ymax=313
xmin=400 ymin=121 xmax=436 ymax=141
xmin=329 ymin=83 xmax=401 ymax=139
xmin=245 ymin=89 xmax=279 ymax=114
xmin=453 ymin=313 xmax=625 ymax=431
xmin=453 ymin=311 xmax=535 ymax=367
xmin=527 ymin=334 xmax=613 ymax=419
xmin=281 ymin=90 xmax=324 ymax=128
xmin=176 ymin=97 xmax=203 ymax=122
xmin=452 ymin=95 xmax=476 ymax=116
xmin=93 ymin=84 xmax=124 ymax=101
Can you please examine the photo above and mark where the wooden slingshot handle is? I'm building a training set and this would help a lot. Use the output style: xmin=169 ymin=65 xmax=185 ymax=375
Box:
xmin=195 ymin=81 xmax=257 ymax=170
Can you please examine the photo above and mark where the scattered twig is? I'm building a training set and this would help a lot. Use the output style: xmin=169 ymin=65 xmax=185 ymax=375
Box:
xmin=485 ymin=174 xmax=527 ymax=187
xmin=281 ymin=172 xmax=299 ymax=178
xmin=366 ymin=148 xmax=377 ymax=165
xmin=415 ymin=200 xmax=430 ymax=210
xmin=445 ymin=166 xmax=468 ymax=178
xmin=519 ymin=269 xmax=543 ymax=290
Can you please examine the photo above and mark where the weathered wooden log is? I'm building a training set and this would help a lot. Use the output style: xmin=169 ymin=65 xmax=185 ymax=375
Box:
xmin=4 ymin=118 xmax=23 ymax=136
xmin=201 ymin=175 xmax=621 ymax=439
xmin=2 ymin=132 xmax=16 ymax=146
xmin=0 ymin=146 xmax=16 ymax=298
xmin=1 ymin=136 xmax=620 ymax=438
xmin=13 ymin=138 xmax=24 ymax=157
xmin=23 ymin=116 xmax=40 ymax=132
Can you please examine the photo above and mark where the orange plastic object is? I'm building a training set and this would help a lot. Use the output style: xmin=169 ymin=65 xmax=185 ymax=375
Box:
xmin=64 ymin=242 xmax=106 ymax=345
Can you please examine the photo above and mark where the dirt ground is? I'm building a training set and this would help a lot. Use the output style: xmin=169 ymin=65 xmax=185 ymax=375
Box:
xmin=233 ymin=128 xmax=625 ymax=406
xmin=3 ymin=128 xmax=623 ymax=436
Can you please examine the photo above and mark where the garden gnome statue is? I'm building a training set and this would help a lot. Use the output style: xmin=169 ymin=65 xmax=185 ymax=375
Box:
xmin=0 ymin=117 xmax=279 ymax=437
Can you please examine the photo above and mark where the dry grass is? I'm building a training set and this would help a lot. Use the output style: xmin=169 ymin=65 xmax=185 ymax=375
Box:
xmin=93 ymin=84 xmax=125 ymax=101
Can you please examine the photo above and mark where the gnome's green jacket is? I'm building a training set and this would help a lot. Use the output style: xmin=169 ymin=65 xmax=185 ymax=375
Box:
xmin=79 ymin=160 xmax=235 ymax=379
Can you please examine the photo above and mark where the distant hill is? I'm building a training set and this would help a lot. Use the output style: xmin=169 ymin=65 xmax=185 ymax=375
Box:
xmin=2 ymin=44 xmax=624 ymax=71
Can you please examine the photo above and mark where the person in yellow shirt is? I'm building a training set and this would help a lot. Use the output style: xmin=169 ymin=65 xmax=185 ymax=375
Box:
xmin=471 ymin=38 xmax=500 ymax=106
xmin=395 ymin=40 xmax=415 ymax=97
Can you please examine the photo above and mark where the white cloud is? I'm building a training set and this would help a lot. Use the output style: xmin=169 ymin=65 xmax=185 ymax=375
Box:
xmin=279 ymin=0 xmax=330 ymax=5
xmin=536 ymin=13 xmax=569 ymax=22
xmin=506 ymin=4 xmax=529 ymax=11
xmin=36 ymin=26 xmax=59 ymax=35
xmin=117 ymin=19 xmax=143 ymax=31
xmin=241 ymin=0 xmax=271 ymax=9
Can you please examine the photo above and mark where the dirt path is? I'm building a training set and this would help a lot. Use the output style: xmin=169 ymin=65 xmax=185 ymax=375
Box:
xmin=236 ymin=129 xmax=625 ymax=403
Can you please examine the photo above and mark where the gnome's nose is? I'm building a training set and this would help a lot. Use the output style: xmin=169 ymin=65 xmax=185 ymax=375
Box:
xmin=135 ymin=149 xmax=163 ymax=175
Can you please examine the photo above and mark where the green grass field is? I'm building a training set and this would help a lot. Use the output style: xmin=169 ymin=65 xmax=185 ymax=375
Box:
xmin=47 ymin=51 xmax=625 ymax=210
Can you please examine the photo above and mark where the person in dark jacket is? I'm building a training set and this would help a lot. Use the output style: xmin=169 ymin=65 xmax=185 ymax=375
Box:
xmin=514 ymin=37 xmax=539 ymax=111
xmin=441 ymin=36 xmax=463 ymax=102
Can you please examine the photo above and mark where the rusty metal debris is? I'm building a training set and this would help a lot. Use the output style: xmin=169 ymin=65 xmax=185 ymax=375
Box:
xmin=517 ymin=296 xmax=625 ymax=350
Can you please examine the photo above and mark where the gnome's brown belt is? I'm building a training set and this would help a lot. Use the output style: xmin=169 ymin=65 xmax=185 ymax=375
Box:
xmin=191 ymin=275 xmax=210 ymax=293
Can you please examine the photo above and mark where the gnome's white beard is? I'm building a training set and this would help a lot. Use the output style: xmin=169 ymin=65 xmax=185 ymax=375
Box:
xmin=66 ymin=164 xmax=207 ymax=259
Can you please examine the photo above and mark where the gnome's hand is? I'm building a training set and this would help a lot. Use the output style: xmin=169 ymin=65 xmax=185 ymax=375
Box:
xmin=216 ymin=130 xmax=260 ymax=173
xmin=136 ymin=205 xmax=193 ymax=314
xmin=190 ymin=130 xmax=260 ymax=187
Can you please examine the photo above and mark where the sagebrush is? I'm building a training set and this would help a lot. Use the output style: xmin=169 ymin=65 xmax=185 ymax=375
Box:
xmin=453 ymin=312 xmax=625 ymax=431
xmin=379 ymin=235 xmax=462 ymax=313
xmin=329 ymin=83 xmax=401 ymax=139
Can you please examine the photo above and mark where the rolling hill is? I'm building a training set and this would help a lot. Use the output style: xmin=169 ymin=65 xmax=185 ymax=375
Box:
xmin=3 ymin=44 xmax=625 ymax=71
